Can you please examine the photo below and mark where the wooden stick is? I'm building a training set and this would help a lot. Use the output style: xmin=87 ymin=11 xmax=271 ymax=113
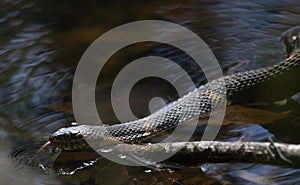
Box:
xmin=104 ymin=141 xmax=300 ymax=167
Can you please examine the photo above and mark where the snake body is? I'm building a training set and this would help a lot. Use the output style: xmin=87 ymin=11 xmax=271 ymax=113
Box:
xmin=50 ymin=49 xmax=300 ymax=151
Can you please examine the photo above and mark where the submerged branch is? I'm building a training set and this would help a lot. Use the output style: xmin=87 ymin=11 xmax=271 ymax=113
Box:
xmin=108 ymin=141 xmax=300 ymax=167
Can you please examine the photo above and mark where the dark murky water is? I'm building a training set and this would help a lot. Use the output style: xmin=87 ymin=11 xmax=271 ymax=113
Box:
xmin=1 ymin=0 xmax=300 ymax=184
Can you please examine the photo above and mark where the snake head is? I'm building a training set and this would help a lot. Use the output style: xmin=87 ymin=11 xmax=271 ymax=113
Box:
xmin=49 ymin=125 xmax=110 ymax=151
xmin=49 ymin=125 xmax=92 ymax=150
xmin=281 ymin=26 xmax=300 ymax=57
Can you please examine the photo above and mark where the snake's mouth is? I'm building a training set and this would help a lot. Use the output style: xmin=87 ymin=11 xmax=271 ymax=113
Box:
xmin=37 ymin=135 xmax=90 ymax=153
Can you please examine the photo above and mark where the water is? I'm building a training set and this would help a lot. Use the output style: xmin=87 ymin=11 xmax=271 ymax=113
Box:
xmin=1 ymin=0 xmax=300 ymax=184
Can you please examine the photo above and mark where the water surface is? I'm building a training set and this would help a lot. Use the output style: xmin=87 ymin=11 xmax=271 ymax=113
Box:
xmin=1 ymin=0 xmax=300 ymax=184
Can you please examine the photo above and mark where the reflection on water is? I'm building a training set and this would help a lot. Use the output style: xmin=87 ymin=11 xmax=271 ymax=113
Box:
xmin=1 ymin=0 xmax=300 ymax=184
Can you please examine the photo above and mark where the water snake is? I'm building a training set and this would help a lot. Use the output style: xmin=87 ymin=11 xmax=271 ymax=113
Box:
xmin=48 ymin=34 xmax=300 ymax=151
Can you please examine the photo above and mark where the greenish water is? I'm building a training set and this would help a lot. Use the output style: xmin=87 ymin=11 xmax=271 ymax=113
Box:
xmin=1 ymin=0 xmax=300 ymax=184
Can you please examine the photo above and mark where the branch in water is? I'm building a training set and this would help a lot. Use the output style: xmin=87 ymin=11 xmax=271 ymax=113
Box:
xmin=107 ymin=141 xmax=300 ymax=167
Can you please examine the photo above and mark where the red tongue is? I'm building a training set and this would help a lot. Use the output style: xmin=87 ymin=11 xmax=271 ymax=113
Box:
xmin=36 ymin=141 xmax=51 ymax=154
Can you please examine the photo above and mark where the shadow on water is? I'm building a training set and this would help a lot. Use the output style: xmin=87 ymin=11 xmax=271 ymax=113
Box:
xmin=1 ymin=0 xmax=300 ymax=184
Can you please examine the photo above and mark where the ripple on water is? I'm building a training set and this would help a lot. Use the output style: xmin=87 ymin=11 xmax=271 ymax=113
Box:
xmin=9 ymin=141 xmax=56 ymax=171
xmin=0 ymin=137 xmax=60 ymax=184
